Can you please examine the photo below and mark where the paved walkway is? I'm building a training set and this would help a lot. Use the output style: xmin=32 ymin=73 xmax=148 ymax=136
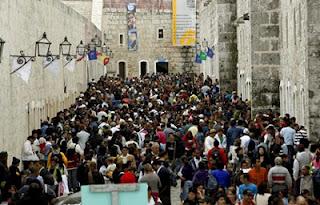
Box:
xmin=171 ymin=180 xmax=181 ymax=205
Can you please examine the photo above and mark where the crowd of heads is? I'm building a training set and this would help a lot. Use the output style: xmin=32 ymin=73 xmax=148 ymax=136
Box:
xmin=0 ymin=73 xmax=319 ymax=205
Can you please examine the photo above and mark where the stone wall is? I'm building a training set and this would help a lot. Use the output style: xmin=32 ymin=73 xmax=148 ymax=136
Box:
xmin=306 ymin=0 xmax=320 ymax=142
xmin=62 ymin=0 xmax=93 ymax=20
xmin=279 ymin=0 xmax=320 ymax=142
xmin=198 ymin=0 xmax=237 ymax=92
xmin=237 ymin=0 xmax=280 ymax=114
xmin=102 ymin=8 xmax=188 ymax=77
xmin=236 ymin=0 xmax=252 ymax=101
xmin=279 ymin=0 xmax=308 ymax=127
xmin=0 ymin=0 xmax=102 ymax=160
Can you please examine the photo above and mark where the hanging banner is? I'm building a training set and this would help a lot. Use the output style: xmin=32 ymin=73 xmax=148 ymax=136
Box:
xmin=127 ymin=3 xmax=137 ymax=51
xmin=64 ymin=58 xmax=76 ymax=72
xmin=172 ymin=0 xmax=196 ymax=46
xmin=44 ymin=58 xmax=60 ymax=76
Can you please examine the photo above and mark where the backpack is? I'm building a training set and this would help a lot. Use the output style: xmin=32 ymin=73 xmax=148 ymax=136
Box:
xmin=211 ymin=149 xmax=222 ymax=165
xmin=205 ymin=173 xmax=218 ymax=191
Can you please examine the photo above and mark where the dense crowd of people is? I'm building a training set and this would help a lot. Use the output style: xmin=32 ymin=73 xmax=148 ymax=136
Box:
xmin=0 ymin=73 xmax=320 ymax=205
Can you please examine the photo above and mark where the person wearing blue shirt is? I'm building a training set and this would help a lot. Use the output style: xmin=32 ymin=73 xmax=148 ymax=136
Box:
xmin=226 ymin=120 xmax=243 ymax=150
xmin=211 ymin=162 xmax=230 ymax=188
xmin=238 ymin=173 xmax=257 ymax=200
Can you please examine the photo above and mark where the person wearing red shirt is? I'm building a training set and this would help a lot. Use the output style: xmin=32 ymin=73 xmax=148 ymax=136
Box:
xmin=120 ymin=167 xmax=136 ymax=183
xmin=182 ymin=131 xmax=198 ymax=156
xmin=207 ymin=140 xmax=227 ymax=170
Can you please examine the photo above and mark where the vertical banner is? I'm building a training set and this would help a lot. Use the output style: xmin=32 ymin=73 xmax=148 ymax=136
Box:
xmin=127 ymin=3 xmax=137 ymax=51
xmin=172 ymin=0 xmax=196 ymax=46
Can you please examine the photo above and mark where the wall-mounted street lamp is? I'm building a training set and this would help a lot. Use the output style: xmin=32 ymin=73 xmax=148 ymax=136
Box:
xmin=234 ymin=13 xmax=250 ymax=26
xmin=93 ymin=34 xmax=102 ymax=47
xmin=76 ymin=40 xmax=86 ymax=56
xmin=60 ymin=37 xmax=71 ymax=56
xmin=102 ymin=42 xmax=113 ymax=57
xmin=36 ymin=33 xmax=60 ymax=68
xmin=60 ymin=36 xmax=75 ymax=62
xmin=88 ymin=38 xmax=97 ymax=52
xmin=0 ymin=38 xmax=5 ymax=63
xmin=35 ymin=32 xmax=52 ymax=57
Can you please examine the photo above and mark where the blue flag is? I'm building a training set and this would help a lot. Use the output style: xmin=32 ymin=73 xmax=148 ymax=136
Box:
xmin=88 ymin=50 xmax=97 ymax=60
xmin=195 ymin=54 xmax=202 ymax=64
xmin=207 ymin=47 xmax=214 ymax=58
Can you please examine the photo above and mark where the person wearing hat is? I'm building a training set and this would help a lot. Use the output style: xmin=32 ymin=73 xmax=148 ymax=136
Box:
xmin=268 ymin=157 xmax=292 ymax=193
xmin=240 ymin=128 xmax=251 ymax=153
xmin=8 ymin=157 xmax=22 ymax=189
xmin=204 ymin=129 xmax=216 ymax=155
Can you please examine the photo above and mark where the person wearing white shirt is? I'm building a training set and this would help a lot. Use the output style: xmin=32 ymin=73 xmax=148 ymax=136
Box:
xmin=204 ymin=129 xmax=216 ymax=155
xmin=97 ymin=109 xmax=108 ymax=122
xmin=21 ymin=136 xmax=39 ymax=169
xmin=76 ymin=126 xmax=90 ymax=150
xmin=214 ymin=128 xmax=227 ymax=149
xmin=240 ymin=128 xmax=251 ymax=153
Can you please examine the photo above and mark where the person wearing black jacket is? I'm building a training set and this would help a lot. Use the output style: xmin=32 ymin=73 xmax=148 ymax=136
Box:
xmin=152 ymin=160 xmax=171 ymax=205
xmin=8 ymin=157 xmax=21 ymax=190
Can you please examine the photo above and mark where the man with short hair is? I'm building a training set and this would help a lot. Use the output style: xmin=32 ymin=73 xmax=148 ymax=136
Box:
xmin=238 ymin=173 xmax=257 ymax=200
xmin=207 ymin=140 xmax=227 ymax=170
xmin=248 ymin=158 xmax=267 ymax=187
xmin=268 ymin=157 xmax=292 ymax=193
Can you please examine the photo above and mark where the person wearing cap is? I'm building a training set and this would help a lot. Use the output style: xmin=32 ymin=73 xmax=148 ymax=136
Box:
xmin=240 ymin=128 xmax=251 ymax=153
xmin=268 ymin=157 xmax=292 ymax=193
xmin=204 ymin=129 xmax=216 ymax=155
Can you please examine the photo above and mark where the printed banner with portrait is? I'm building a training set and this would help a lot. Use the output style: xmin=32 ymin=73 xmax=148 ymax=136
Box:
xmin=127 ymin=3 xmax=138 ymax=51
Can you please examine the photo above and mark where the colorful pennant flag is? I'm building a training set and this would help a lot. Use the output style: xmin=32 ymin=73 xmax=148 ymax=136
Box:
xmin=200 ymin=51 xmax=207 ymax=61
xmin=97 ymin=52 xmax=110 ymax=65
xmin=65 ymin=59 xmax=76 ymax=72
xmin=207 ymin=47 xmax=215 ymax=58
xmin=88 ymin=50 xmax=97 ymax=60
xmin=195 ymin=54 xmax=202 ymax=64
xmin=44 ymin=58 xmax=60 ymax=76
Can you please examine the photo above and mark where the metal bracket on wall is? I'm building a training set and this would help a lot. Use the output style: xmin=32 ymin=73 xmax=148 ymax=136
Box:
xmin=10 ymin=51 xmax=35 ymax=74
xmin=63 ymin=55 xmax=76 ymax=68
xmin=43 ymin=54 xmax=60 ymax=69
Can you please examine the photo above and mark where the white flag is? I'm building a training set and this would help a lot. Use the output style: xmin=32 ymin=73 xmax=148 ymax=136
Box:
xmin=64 ymin=58 xmax=75 ymax=72
xmin=11 ymin=57 xmax=32 ymax=83
xmin=44 ymin=58 xmax=60 ymax=76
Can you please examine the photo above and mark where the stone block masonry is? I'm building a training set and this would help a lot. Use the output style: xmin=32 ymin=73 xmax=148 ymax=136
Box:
xmin=237 ymin=0 xmax=281 ymax=114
